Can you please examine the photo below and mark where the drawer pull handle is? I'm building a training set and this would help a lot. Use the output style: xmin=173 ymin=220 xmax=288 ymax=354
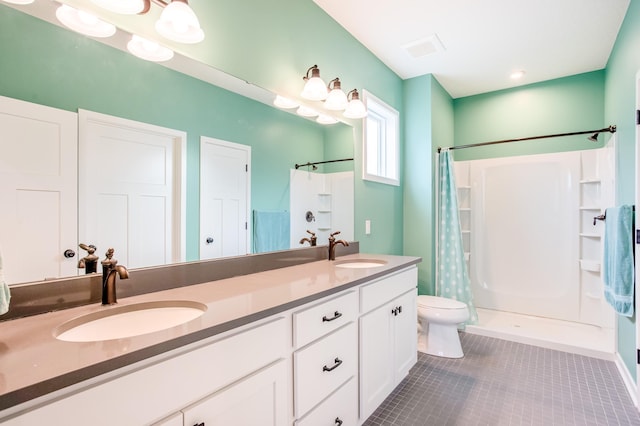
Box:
xmin=335 ymin=417 xmax=343 ymax=426
xmin=323 ymin=311 xmax=343 ymax=322
xmin=194 ymin=423 xmax=205 ymax=426
xmin=323 ymin=357 xmax=343 ymax=372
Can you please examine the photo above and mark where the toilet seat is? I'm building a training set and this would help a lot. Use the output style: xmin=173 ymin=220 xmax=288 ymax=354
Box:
xmin=417 ymin=295 xmax=467 ymax=310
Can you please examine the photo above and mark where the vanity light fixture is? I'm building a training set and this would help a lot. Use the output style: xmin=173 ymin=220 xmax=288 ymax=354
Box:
xmin=90 ymin=0 xmax=148 ymax=15
xmin=273 ymin=95 xmax=300 ymax=109
xmin=296 ymin=105 xmax=319 ymax=118
xmin=301 ymin=65 xmax=328 ymax=101
xmin=55 ymin=4 xmax=116 ymax=38
xmin=343 ymin=89 xmax=367 ymax=119
xmin=324 ymin=78 xmax=348 ymax=111
xmin=127 ymin=35 xmax=174 ymax=62
xmin=155 ymin=0 xmax=205 ymax=44
xmin=316 ymin=115 xmax=338 ymax=125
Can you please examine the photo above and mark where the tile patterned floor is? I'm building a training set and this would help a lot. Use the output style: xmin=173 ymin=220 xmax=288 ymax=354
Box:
xmin=364 ymin=333 xmax=640 ymax=426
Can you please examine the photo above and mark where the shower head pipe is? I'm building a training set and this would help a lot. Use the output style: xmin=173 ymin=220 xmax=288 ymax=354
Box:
xmin=437 ymin=125 xmax=616 ymax=153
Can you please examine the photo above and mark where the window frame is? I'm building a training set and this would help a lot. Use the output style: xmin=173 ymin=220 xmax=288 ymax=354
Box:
xmin=362 ymin=90 xmax=400 ymax=186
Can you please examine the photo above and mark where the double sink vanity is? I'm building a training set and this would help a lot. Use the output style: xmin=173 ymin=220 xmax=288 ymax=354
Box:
xmin=0 ymin=248 xmax=420 ymax=425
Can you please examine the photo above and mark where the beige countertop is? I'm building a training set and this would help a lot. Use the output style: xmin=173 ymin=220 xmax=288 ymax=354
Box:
xmin=0 ymin=253 xmax=420 ymax=413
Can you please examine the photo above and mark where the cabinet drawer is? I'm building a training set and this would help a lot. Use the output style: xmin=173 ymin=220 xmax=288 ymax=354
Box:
xmin=360 ymin=267 xmax=417 ymax=313
xmin=295 ymin=377 xmax=357 ymax=426
xmin=293 ymin=290 xmax=358 ymax=348
xmin=294 ymin=322 xmax=357 ymax=417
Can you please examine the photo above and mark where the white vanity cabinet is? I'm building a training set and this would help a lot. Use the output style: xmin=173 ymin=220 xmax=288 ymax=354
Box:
xmin=359 ymin=268 xmax=418 ymax=420
xmin=3 ymin=317 xmax=288 ymax=426
xmin=1 ymin=261 xmax=420 ymax=426
xmin=292 ymin=291 xmax=359 ymax=424
xmin=180 ymin=360 xmax=288 ymax=426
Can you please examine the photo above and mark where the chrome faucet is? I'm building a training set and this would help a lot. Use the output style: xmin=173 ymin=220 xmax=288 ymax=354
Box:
xmin=299 ymin=230 xmax=317 ymax=247
xmin=328 ymin=231 xmax=349 ymax=261
xmin=100 ymin=248 xmax=129 ymax=305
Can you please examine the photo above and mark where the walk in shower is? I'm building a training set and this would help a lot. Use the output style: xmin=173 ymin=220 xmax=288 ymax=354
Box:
xmin=447 ymin=139 xmax=617 ymax=358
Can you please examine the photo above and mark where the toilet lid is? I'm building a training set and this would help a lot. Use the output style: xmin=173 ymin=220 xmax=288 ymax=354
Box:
xmin=417 ymin=295 xmax=467 ymax=310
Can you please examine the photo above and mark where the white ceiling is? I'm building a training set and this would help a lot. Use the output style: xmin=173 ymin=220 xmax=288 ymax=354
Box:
xmin=313 ymin=0 xmax=630 ymax=98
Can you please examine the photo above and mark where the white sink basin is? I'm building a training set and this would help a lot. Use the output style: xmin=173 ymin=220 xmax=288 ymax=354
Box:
xmin=55 ymin=300 xmax=207 ymax=342
xmin=334 ymin=259 xmax=387 ymax=269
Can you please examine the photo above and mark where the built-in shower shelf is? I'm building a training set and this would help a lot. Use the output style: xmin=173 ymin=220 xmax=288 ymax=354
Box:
xmin=580 ymin=259 xmax=601 ymax=272
xmin=461 ymin=230 xmax=471 ymax=234
xmin=579 ymin=233 xmax=601 ymax=238
xmin=459 ymin=208 xmax=471 ymax=212
xmin=317 ymin=227 xmax=331 ymax=231
xmin=317 ymin=210 xmax=331 ymax=213
xmin=579 ymin=206 xmax=603 ymax=211
xmin=579 ymin=179 xmax=601 ymax=184
xmin=457 ymin=185 xmax=471 ymax=190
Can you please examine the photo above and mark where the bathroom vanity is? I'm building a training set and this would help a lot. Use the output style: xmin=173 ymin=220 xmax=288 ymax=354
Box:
xmin=0 ymin=253 xmax=419 ymax=425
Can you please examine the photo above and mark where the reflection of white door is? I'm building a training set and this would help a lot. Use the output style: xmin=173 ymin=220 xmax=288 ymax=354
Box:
xmin=0 ymin=96 xmax=77 ymax=284
xmin=200 ymin=137 xmax=250 ymax=260
xmin=78 ymin=110 xmax=186 ymax=270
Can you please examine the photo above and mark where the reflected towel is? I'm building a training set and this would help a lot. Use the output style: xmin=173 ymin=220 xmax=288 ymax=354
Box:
xmin=0 ymin=246 xmax=10 ymax=315
xmin=603 ymin=205 xmax=634 ymax=317
xmin=253 ymin=210 xmax=290 ymax=253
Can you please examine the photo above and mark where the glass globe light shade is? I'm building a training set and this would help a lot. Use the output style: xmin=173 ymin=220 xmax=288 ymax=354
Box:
xmin=56 ymin=4 xmax=116 ymax=38
xmin=91 ymin=0 xmax=147 ymax=15
xmin=127 ymin=35 xmax=174 ymax=62
xmin=155 ymin=0 xmax=204 ymax=44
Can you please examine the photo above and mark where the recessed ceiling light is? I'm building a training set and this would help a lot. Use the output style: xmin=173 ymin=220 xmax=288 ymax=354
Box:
xmin=510 ymin=70 xmax=526 ymax=80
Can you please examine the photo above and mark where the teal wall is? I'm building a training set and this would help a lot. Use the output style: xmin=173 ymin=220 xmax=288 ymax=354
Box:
xmin=0 ymin=0 xmax=406 ymax=258
xmin=604 ymin=0 xmax=640 ymax=380
xmin=403 ymin=75 xmax=454 ymax=295
xmin=453 ymin=71 xmax=606 ymax=161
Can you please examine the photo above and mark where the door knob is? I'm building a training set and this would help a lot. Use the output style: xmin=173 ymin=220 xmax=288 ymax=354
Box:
xmin=63 ymin=249 xmax=76 ymax=258
xmin=205 ymin=237 xmax=214 ymax=244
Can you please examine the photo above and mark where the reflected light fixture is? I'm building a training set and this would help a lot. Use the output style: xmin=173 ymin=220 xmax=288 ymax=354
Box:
xmin=90 ymin=0 xmax=148 ymax=15
xmin=2 ymin=0 xmax=35 ymax=4
xmin=273 ymin=95 xmax=299 ymax=109
xmin=127 ymin=35 xmax=174 ymax=62
xmin=317 ymin=115 xmax=338 ymax=125
xmin=343 ymin=89 xmax=367 ymax=119
xmin=324 ymin=78 xmax=348 ymax=111
xmin=155 ymin=0 xmax=204 ymax=44
xmin=55 ymin=4 xmax=116 ymax=38
xmin=301 ymin=65 xmax=328 ymax=101
xmin=296 ymin=105 xmax=319 ymax=118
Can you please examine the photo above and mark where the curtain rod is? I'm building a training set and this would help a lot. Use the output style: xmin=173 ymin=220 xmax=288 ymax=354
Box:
xmin=437 ymin=125 xmax=616 ymax=153
xmin=295 ymin=158 xmax=354 ymax=170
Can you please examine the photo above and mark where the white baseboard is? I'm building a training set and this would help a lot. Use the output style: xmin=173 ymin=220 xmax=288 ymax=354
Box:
xmin=615 ymin=352 xmax=638 ymax=408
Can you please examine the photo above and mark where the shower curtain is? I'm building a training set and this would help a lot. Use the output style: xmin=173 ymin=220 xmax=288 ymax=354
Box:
xmin=437 ymin=149 xmax=478 ymax=324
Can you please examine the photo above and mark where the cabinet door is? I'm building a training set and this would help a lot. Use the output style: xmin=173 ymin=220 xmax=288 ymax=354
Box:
xmin=359 ymin=303 xmax=394 ymax=420
xmin=183 ymin=360 xmax=287 ymax=426
xmin=393 ymin=289 xmax=417 ymax=380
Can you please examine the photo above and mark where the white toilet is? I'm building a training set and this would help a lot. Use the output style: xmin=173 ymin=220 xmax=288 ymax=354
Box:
xmin=417 ymin=295 xmax=469 ymax=358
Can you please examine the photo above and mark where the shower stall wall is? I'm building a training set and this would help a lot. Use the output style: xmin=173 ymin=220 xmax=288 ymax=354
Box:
xmin=454 ymin=145 xmax=616 ymax=330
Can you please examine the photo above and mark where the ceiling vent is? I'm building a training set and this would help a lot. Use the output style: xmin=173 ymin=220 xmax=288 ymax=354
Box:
xmin=402 ymin=34 xmax=445 ymax=59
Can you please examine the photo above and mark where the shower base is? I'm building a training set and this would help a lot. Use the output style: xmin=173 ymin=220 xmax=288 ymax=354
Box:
xmin=465 ymin=308 xmax=615 ymax=360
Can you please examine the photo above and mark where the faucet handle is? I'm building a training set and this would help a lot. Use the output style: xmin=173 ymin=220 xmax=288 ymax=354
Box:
xmin=306 ymin=230 xmax=316 ymax=236
xmin=330 ymin=231 xmax=341 ymax=238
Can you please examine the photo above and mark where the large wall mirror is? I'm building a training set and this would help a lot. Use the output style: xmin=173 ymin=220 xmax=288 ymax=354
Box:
xmin=0 ymin=3 xmax=355 ymax=286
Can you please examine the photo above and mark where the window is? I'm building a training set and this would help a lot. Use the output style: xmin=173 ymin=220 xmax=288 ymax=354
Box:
xmin=363 ymin=90 xmax=400 ymax=186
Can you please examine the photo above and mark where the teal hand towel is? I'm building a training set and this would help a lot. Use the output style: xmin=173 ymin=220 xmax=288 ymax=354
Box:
xmin=603 ymin=205 xmax=634 ymax=317
xmin=253 ymin=210 xmax=290 ymax=253
xmin=0 ymin=247 xmax=10 ymax=315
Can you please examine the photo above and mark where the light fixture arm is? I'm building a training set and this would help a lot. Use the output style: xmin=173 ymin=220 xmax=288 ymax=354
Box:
xmin=347 ymin=89 xmax=360 ymax=100
xmin=303 ymin=65 xmax=321 ymax=82
xmin=327 ymin=77 xmax=342 ymax=90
